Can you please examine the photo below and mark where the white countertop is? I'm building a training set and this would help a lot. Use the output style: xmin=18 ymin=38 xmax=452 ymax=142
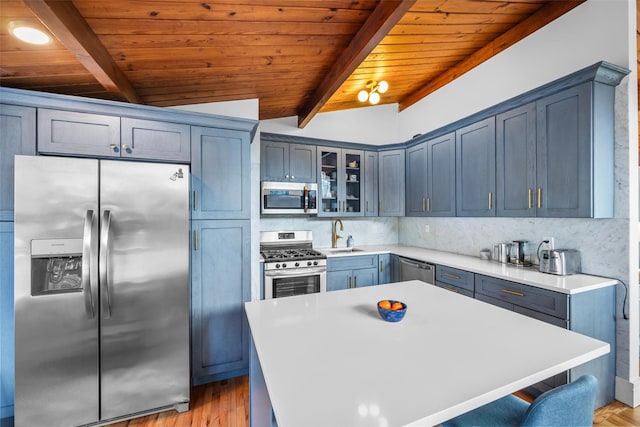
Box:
xmin=245 ymin=281 xmax=609 ymax=427
xmin=317 ymin=244 xmax=618 ymax=294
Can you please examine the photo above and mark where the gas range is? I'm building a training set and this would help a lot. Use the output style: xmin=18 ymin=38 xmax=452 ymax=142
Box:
xmin=260 ymin=231 xmax=327 ymax=271
xmin=260 ymin=231 xmax=327 ymax=299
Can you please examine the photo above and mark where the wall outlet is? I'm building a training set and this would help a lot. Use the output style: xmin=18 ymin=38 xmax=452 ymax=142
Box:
xmin=424 ymin=225 xmax=430 ymax=233
xmin=543 ymin=237 xmax=555 ymax=250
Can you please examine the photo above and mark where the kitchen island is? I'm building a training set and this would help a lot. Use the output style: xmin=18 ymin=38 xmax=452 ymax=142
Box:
xmin=245 ymin=280 xmax=609 ymax=427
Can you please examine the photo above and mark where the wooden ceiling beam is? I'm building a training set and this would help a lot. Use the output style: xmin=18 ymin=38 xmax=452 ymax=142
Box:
xmin=398 ymin=0 xmax=585 ymax=111
xmin=22 ymin=0 xmax=140 ymax=103
xmin=296 ymin=0 xmax=416 ymax=128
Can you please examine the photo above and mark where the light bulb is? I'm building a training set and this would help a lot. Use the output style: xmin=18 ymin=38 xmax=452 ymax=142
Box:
xmin=9 ymin=23 xmax=50 ymax=45
xmin=369 ymin=92 xmax=380 ymax=105
xmin=377 ymin=80 xmax=389 ymax=93
xmin=357 ymin=90 xmax=369 ymax=103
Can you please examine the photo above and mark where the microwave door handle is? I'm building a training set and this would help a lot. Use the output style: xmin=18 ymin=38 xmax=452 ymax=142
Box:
xmin=99 ymin=210 xmax=113 ymax=319
xmin=82 ymin=210 xmax=96 ymax=319
xmin=303 ymin=186 xmax=309 ymax=213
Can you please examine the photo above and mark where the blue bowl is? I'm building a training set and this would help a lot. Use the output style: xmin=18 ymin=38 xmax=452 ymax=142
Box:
xmin=377 ymin=300 xmax=407 ymax=322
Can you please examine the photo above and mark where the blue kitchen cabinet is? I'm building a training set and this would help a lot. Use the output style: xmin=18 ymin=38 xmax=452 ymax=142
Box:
xmin=405 ymin=142 xmax=427 ymax=216
xmin=406 ymin=133 xmax=455 ymax=217
xmin=496 ymin=103 xmax=537 ymax=217
xmin=0 ymin=104 xmax=36 ymax=221
xmin=327 ymin=255 xmax=379 ymax=290
xmin=456 ymin=117 xmax=496 ymax=217
xmin=0 ymin=223 xmax=14 ymax=419
xmin=121 ymin=117 xmax=190 ymax=162
xmin=260 ymin=140 xmax=316 ymax=183
xmin=191 ymin=220 xmax=251 ymax=385
xmin=378 ymin=149 xmax=405 ymax=216
xmin=536 ymin=82 xmax=602 ymax=217
xmin=378 ymin=254 xmax=391 ymax=284
xmin=474 ymin=273 xmax=615 ymax=407
xmin=317 ymin=147 xmax=365 ymax=217
xmin=363 ymin=151 xmax=378 ymax=216
xmin=191 ymin=126 xmax=251 ymax=220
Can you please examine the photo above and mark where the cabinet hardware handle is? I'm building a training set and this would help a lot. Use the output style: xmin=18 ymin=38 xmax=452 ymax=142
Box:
xmin=380 ymin=260 xmax=384 ymax=272
xmin=501 ymin=289 xmax=524 ymax=297
xmin=193 ymin=190 xmax=198 ymax=210
xmin=537 ymin=188 xmax=542 ymax=209
xmin=444 ymin=272 xmax=460 ymax=280
xmin=109 ymin=143 xmax=118 ymax=152
xmin=488 ymin=192 xmax=492 ymax=210
xmin=348 ymin=276 xmax=352 ymax=288
xmin=193 ymin=230 xmax=198 ymax=251
xmin=422 ymin=198 xmax=426 ymax=212
xmin=291 ymin=175 xmax=295 ymax=179
xmin=366 ymin=201 xmax=369 ymax=212
xmin=379 ymin=200 xmax=382 ymax=212
xmin=122 ymin=144 xmax=130 ymax=151
xmin=527 ymin=189 xmax=532 ymax=209
xmin=427 ymin=197 xmax=431 ymax=212
xmin=354 ymin=276 xmax=358 ymax=287
xmin=285 ymin=175 xmax=290 ymax=179
xmin=444 ymin=286 xmax=459 ymax=293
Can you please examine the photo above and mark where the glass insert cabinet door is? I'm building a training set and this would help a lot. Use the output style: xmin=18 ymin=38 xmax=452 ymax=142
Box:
xmin=318 ymin=148 xmax=364 ymax=217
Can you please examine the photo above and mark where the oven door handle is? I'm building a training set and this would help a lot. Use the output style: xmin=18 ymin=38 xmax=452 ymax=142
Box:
xmin=265 ymin=267 xmax=327 ymax=277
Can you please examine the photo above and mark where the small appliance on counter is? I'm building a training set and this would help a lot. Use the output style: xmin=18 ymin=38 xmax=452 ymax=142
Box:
xmin=493 ymin=242 xmax=511 ymax=263
xmin=509 ymin=240 xmax=531 ymax=267
xmin=539 ymin=249 xmax=581 ymax=275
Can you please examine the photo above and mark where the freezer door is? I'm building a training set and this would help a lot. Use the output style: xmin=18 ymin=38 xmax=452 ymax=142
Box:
xmin=99 ymin=160 xmax=190 ymax=420
xmin=14 ymin=156 xmax=99 ymax=427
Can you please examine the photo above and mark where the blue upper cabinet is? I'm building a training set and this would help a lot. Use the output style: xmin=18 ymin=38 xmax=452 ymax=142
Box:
xmin=0 ymin=104 xmax=36 ymax=221
xmin=121 ymin=118 xmax=190 ymax=162
xmin=260 ymin=140 xmax=316 ymax=183
xmin=191 ymin=126 xmax=251 ymax=220
xmin=536 ymin=82 xmax=599 ymax=218
xmin=456 ymin=117 xmax=496 ymax=217
xmin=406 ymin=133 xmax=455 ymax=217
xmin=317 ymin=147 xmax=364 ymax=217
xmin=363 ymin=151 xmax=378 ymax=216
xmin=378 ymin=149 xmax=405 ymax=217
xmin=38 ymin=108 xmax=121 ymax=158
xmin=496 ymin=103 xmax=537 ymax=217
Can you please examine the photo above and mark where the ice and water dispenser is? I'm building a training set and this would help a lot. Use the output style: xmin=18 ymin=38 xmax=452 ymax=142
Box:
xmin=31 ymin=238 xmax=83 ymax=295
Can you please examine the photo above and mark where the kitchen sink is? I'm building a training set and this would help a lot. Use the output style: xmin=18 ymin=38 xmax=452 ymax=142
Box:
xmin=320 ymin=247 xmax=365 ymax=254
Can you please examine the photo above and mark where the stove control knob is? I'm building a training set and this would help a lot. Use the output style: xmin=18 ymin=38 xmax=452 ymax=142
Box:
xmin=307 ymin=261 xmax=312 ymax=266
xmin=294 ymin=262 xmax=300 ymax=267
xmin=275 ymin=263 xmax=281 ymax=269
xmin=313 ymin=261 xmax=318 ymax=266
xmin=282 ymin=263 xmax=287 ymax=268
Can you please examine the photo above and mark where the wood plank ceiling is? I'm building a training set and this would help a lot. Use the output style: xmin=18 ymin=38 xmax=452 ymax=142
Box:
xmin=1 ymin=0 xmax=585 ymax=127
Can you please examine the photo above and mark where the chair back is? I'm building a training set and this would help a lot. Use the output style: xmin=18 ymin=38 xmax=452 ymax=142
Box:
xmin=522 ymin=375 xmax=598 ymax=427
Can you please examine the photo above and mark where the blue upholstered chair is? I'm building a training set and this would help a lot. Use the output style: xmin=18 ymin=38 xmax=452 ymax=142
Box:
xmin=442 ymin=375 xmax=598 ymax=427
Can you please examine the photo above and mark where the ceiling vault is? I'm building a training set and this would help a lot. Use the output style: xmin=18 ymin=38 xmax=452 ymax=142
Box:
xmin=296 ymin=0 xmax=416 ymax=128
xmin=398 ymin=0 xmax=586 ymax=111
xmin=22 ymin=0 xmax=140 ymax=103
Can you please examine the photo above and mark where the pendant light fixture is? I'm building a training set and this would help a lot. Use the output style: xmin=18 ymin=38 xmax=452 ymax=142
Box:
xmin=357 ymin=80 xmax=388 ymax=105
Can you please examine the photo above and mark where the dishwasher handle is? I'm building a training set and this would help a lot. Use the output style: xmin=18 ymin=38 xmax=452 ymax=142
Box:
xmin=400 ymin=258 xmax=433 ymax=270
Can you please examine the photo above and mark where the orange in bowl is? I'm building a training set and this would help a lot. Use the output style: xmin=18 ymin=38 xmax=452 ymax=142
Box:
xmin=377 ymin=300 xmax=407 ymax=322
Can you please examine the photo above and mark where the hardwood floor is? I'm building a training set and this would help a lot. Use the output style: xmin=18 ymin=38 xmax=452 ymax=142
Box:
xmin=106 ymin=375 xmax=640 ymax=427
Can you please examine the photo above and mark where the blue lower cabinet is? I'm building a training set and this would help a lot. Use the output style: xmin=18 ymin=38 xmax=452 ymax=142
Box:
xmin=327 ymin=255 xmax=379 ymax=291
xmin=191 ymin=220 xmax=251 ymax=385
xmin=378 ymin=254 xmax=391 ymax=284
xmin=0 ymin=223 xmax=14 ymax=420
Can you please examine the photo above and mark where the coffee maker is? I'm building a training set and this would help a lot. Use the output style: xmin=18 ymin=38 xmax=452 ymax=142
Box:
xmin=509 ymin=240 xmax=530 ymax=266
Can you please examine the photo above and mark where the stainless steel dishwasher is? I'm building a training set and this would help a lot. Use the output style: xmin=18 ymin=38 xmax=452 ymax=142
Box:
xmin=399 ymin=257 xmax=435 ymax=284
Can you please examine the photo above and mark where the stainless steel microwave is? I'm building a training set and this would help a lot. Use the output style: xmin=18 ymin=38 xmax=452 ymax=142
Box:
xmin=261 ymin=181 xmax=318 ymax=215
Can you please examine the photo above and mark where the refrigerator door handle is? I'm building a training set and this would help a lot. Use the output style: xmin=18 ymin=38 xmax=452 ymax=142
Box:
xmin=100 ymin=210 xmax=113 ymax=318
xmin=82 ymin=210 xmax=96 ymax=319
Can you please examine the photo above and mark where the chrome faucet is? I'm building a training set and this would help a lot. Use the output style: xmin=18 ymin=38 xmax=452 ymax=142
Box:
xmin=331 ymin=219 xmax=343 ymax=248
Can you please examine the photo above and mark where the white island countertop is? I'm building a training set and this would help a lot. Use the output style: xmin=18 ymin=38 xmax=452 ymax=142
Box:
xmin=245 ymin=281 xmax=609 ymax=427
xmin=317 ymin=244 xmax=618 ymax=294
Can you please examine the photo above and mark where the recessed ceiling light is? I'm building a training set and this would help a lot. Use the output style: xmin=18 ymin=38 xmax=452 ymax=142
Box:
xmin=9 ymin=21 xmax=51 ymax=45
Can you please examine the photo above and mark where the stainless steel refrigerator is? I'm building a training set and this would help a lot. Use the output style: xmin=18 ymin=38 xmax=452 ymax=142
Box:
xmin=14 ymin=155 xmax=190 ymax=426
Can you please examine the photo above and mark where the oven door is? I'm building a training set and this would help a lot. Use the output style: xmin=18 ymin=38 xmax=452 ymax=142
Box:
xmin=264 ymin=266 xmax=327 ymax=299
